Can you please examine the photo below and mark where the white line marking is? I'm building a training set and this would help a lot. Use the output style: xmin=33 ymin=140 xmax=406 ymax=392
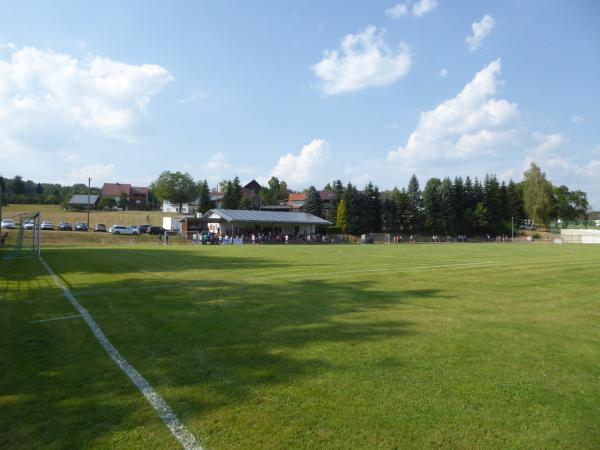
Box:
xmin=39 ymin=257 xmax=201 ymax=450
xmin=30 ymin=314 xmax=82 ymax=323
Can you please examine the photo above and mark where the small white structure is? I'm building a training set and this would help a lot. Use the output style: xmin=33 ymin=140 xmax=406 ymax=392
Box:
xmin=163 ymin=216 xmax=182 ymax=232
xmin=162 ymin=200 xmax=194 ymax=214
xmin=560 ymin=228 xmax=600 ymax=244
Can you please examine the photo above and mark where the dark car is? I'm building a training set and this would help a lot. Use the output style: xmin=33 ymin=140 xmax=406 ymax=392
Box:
xmin=147 ymin=226 xmax=166 ymax=235
xmin=58 ymin=222 xmax=73 ymax=231
xmin=75 ymin=223 xmax=88 ymax=232
xmin=137 ymin=224 xmax=151 ymax=234
xmin=94 ymin=224 xmax=107 ymax=232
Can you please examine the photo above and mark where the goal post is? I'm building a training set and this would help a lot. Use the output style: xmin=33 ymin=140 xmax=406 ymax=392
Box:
xmin=1 ymin=212 xmax=41 ymax=259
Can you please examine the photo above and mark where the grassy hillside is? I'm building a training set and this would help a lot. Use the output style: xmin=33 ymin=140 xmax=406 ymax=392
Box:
xmin=1 ymin=204 xmax=180 ymax=227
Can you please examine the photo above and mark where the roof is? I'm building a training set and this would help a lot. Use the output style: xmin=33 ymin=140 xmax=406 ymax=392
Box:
xmin=68 ymin=194 xmax=99 ymax=205
xmin=243 ymin=179 xmax=262 ymax=192
xmin=202 ymin=209 xmax=331 ymax=225
xmin=101 ymin=183 xmax=131 ymax=197
xmin=288 ymin=193 xmax=306 ymax=202
xmin=318 ymin=191 xmax=337 ymax=201
xmin=131 ymin=186 xmax=149 ymax=196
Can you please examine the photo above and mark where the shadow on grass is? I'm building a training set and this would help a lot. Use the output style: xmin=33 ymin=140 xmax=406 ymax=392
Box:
xmin=2 ymin=251 xmax=452 ymax=448
xmin=38 ymin=247 xmax=290 ymax=276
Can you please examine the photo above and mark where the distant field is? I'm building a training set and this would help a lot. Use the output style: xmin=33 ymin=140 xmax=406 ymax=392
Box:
xmin=2 ymin=204 xmax=177 ymax=227
xmin=2 ymin=244 xmax=599 ymax=449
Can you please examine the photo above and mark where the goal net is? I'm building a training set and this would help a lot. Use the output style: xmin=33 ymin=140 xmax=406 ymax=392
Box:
xmin=1 ymin=212 xmax=41 ymax=259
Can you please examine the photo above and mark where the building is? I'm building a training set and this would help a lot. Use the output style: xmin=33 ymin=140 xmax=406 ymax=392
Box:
xmin=287 ymin=191 xmax=337 ymax=211
xmin=162 ymin=200 xmax=196 ymax=214
xmin=66 ymin=194 xmax=99 ymax=210
xmin=101 ymin=183 xmax=149 ymax=209
xmin=200 ymin=209 xmax=331 ymax=237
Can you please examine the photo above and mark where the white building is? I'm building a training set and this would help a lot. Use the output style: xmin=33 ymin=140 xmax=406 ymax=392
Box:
xmin=162 ymin=200 xmax=195 ymax=214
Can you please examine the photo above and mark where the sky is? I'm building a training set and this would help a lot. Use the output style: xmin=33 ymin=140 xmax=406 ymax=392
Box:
xmin=1 ymin=0 xmax=599 ymax=206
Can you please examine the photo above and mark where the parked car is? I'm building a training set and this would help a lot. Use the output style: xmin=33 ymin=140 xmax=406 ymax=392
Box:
xmin=1 ymin=219 xmax=16 ymax=229
xmin=58 ymin=222 xmax=73 ymax=231
xmin=23 ymin=220 xmax=35 ymax=230
xmin=109 ymin=225 xmax=138 ymax=235
xmin=146 ymin=226 xmax=166 ymax=235
xmin=40 ymin=221 xmax=54 ymax=230
xmin=137 ymin=224 xmax=151 ymax=234
xmin=94 ymin=224 xmax=107 ymax=232
xmin=75 ymin=223 xmax=88 ymax=232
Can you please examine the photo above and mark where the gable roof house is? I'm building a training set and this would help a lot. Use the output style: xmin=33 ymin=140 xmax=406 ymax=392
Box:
xmin=101 ymin=182 xmax=150 ymax=210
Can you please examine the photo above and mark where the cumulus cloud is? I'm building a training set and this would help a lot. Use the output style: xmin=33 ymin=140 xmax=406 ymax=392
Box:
xmin=272 ymin=139 xmax=331 ymax=186
xmin=388 ymin=58 xmax=521 ymax=163
xmin=571 ymin=114 xmax=585 ymax=124
xmin=202 ymin=152 xmax=231 ymax=172
xmin=413 ymin=0 xmax=438 ymax=17
xmin=0 ymin=44 xmax=172 ymax=145
xmin=386 ymin=3 xmax=408 ymax=18
xmin=68 ymin=163 xmax=116 ymax=181
xmin=466 ymin=15 xmax=495 ymax=51
xmin=312 ymin=26 xmax=411 ymax=96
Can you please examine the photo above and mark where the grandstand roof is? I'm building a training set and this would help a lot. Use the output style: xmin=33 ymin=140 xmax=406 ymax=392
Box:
xmin=202 ymin=209 xmax=331 ymax=225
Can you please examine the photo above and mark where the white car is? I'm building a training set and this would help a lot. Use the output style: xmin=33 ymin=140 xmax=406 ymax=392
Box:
xmin=23 ymin=220 xmax=35 ymax=230
xmin=40 ymin=221 xmax=54 ymax=230
xmin=109 ymin=225 xmax=138 ymax=235
xmin=1 ymin=219 xmax=16 ymax=229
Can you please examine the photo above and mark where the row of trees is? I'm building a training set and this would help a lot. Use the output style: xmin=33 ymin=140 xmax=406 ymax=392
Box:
xmin=0 ymin=175 xmax=101 ymax=205
xmin=328 ymin=164 xmax=588 ymax=235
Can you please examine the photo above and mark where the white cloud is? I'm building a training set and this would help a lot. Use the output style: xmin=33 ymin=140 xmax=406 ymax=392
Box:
xmin=388 ymin=59 xmax=521 ymax=163
xmin=439 ymin=68 xmax=448 ymax=77
xmin=571 ymin=114 xmax=585 ymax=124
xmin=179 ymin=91 xmax=206 ymax=104
xmin=529 ymin=132 xmax=569 ymax=155
xmin=272 ymin=139 xmax=331 ymax=186
xmin=0 ymin=44 xmax=172 ymax=145
xmin=386 ymin=3 xmax=408 ymax=18
xmin=465 ymin=15 xmax=495 ymax=51
xmin=68 ymin=163 xmax=116 ymax=181
xmin=413 ymin=0 xmax=438 ymax=17
xmin=312 ymin=26 xmax=411 ymax=96
xmin=202 ymin=152 xmax=231 ymax=172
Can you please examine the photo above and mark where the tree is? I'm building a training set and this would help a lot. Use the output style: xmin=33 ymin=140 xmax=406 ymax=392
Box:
xmin=423 ymin=178 xmax=442 ymax=234
xmin=522 ymin=163 xmax=553 ymax=224
xmin=406 ymin=174 xmax=423 ymax=233
xmin=336 ymin=199 xmax=348 ymax=233
xmin=197 ymin=179 xmax=213 ymax=213
xmin=11 ymin=175 xmax=26 ymax=195
xmin=119 ymin=192 xmax=128 ymax=210
xmin=99 ymin=197 xmax=117 ymax=210
xmin=363 ymin=182 xmax=382 ymax=232
xmin=221 ymin=176 xmax=243 ymax=209
xmin=151 ymin=171 xmax=198 ymax=213
xmin=304 ymin=186 xmax=323 ymax=217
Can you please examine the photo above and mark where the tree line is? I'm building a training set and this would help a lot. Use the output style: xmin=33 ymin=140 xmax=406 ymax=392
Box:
xmin=0 ymin=175 xmax=101 ymax=206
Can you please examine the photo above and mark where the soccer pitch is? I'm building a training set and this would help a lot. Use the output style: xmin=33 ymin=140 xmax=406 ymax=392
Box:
xmin=2 ymin=244 xmax=599 ymax=449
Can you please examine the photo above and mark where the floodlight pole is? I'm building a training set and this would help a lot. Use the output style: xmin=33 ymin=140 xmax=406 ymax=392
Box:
xmin=0 ymin=181 xmax=3 ymax=225
xmin=511 ymin=216 xmax=514 ymax=241
xmin=87 ymin=177 xmax=91 ymax=228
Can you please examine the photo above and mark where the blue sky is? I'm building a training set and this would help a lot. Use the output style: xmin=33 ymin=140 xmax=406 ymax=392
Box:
xmin=1 ymin=0 xmax=599 ymax=206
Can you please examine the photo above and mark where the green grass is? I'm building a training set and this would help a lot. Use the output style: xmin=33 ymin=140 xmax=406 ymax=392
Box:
xmin=1 ymin=244 xmax=599 ymax=449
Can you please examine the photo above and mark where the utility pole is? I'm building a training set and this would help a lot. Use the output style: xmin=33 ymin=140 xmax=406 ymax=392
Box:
xmin=511 ymin=216 xmax=514 ymax=241
xmin=87 ymin=177 xmax=91 ymax=228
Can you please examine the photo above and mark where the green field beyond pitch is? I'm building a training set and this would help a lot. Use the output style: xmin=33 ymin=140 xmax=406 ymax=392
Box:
xmin=2 ymin=244 xmax=599 ymax=449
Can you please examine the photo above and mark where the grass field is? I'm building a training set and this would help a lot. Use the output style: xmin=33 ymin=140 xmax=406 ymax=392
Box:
xmin=1 ymin=243 xmax=599 ymax=449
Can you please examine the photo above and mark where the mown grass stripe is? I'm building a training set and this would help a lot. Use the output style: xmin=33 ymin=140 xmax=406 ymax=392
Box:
xmin=39 ymin=257 xmax=202 ymax=450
